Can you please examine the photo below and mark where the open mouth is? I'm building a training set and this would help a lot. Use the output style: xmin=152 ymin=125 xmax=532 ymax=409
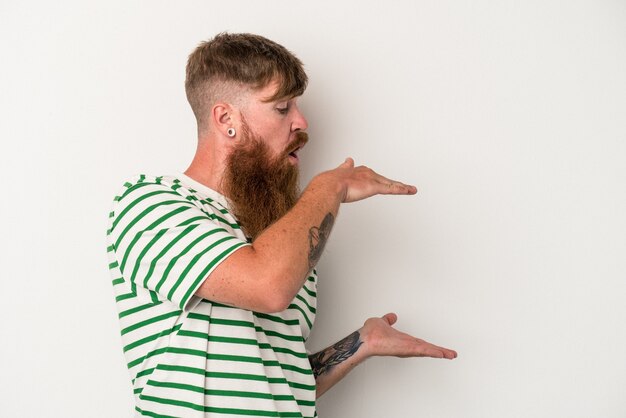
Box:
xmin=287 ymin=145 xmax=303 ymax=163
xmin=288 ymin=151 xmax=299 ymax=163
xmin=285 ymin=132 xmax=308 ymax=164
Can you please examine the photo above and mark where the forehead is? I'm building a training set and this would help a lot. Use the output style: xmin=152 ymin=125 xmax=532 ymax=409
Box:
xmin=253 ymin=79 xmax=284 ymax=103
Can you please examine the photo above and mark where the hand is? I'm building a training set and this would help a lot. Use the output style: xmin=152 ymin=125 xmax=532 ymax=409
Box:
xmin=323 ymin=158 xmax=418 ymax=203
xmin=360 ymin=313 xmax=457 ymax=360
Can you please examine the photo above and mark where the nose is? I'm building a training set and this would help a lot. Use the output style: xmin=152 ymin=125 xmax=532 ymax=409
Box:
xmin=291 ymin=105 xmax=308 ymax=131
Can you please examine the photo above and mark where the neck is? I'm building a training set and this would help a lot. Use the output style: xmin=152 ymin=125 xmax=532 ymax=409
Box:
xmin=184 ymin=137 xmax=229 ymax=194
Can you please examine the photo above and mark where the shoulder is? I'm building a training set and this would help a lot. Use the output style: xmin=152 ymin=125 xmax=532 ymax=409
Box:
xmin=111 ymin=174 xmax=188 ymax=204
xmin=108 ymin=174 xmax=242 ymax=237
xmin=107 ymin=174 xmax=198 ymax=236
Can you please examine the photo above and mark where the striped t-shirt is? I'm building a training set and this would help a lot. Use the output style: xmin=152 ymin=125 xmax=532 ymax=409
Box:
xmin=106 ymin=173 xmax=318 ymax=418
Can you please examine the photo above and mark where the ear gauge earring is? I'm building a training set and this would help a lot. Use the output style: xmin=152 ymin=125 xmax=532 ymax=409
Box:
xmin=227 ymin=128 xmax=236 ymax=138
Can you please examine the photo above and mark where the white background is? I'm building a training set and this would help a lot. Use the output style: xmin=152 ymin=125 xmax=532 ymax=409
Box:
xmin=1 ymin=1 xmax=625 ymax=417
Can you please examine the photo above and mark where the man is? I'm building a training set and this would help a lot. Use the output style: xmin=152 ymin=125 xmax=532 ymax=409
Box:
xmin=107 ymin=32 xmax=456 ymax=418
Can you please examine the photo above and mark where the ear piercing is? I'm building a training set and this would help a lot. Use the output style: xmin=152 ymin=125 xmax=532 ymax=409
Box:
xmin=227 ymin=128 xmax=236 ymax=137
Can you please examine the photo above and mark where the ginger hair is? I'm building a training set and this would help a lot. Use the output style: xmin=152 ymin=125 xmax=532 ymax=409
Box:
xmin=185 ymin=33 xmax=308 ymax=136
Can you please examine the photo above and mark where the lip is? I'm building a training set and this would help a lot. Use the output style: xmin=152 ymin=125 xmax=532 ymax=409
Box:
xmin=288 ymin=152 xmax=299 ymax=165
xmin=285 ymin=132 xmax=307 ymax=165
xmin=286 ymin=143 xmax=304 ymax=164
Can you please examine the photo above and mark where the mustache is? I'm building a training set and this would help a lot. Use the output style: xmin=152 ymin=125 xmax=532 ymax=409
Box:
xmin=284 ymin=131 xmax=309 ymax=156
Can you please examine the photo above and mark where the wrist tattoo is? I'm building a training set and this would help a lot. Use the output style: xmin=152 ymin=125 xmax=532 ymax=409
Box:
xmin=309 ymin=330 xmax=363 ymax=379
xmin=308 ymin=212 xmax=334 ymax=269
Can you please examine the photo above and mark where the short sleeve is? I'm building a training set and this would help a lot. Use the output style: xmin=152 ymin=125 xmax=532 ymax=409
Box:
xmin=107 ymin=177 xmax=249 ymax=311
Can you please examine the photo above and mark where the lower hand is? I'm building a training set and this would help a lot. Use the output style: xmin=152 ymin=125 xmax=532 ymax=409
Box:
xmin=360 ymin=313 xmax=457 ymax=360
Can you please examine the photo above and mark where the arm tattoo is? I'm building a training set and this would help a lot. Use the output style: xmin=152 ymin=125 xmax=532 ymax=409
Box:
xmin=308 ymin=331 xmax=363 ymax=379
xmin=308 ymin=212 xmax=334 ymax=269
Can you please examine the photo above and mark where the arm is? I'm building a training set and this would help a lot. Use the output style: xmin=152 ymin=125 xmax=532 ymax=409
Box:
xmin=310 ymin=313 xmax=458 ymax=398
xmin=195 ymin=158 xmax=417 ymax=313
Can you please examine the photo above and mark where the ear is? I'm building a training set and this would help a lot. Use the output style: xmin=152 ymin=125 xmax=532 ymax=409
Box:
xmin=212 ymin=102 xmax=237 ymax=138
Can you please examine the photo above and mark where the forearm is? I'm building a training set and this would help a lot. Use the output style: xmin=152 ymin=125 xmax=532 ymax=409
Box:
xmin=196 ymin=159 xmax=417 ymax=312
xmin=250 ymin=174 xmax=343 ymax=308
xmin=309 ymin=328 xmax=370 ymax=398
xmin=250 ymin=158 xmax=416 ymax=306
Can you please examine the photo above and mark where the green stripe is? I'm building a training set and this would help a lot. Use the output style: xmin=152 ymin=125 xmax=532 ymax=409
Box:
xmin=116 ymin=292 xmax=136 ymax=302
xmin=119 ymin=301 xmax=162 ymax=319
xmin=146 ymin=380 xmax=296 ymax=401
xmin=141 ymin=347 xmax=311 ymax=375
xmin=177 ymin=216 xmax=207 ymax=226
xmin=177 ymin=330 xmax=308 ymax=359
xmin=156 ymin=364 xmax=279 ymax=382
xmin=208 ymin=212 xmax=241 ymax=229
xmin=210 ymin=317 xmax=254 ymax=327
xmin=259 ymin=343 xmax=308 ymax=359
xmin=177 ymin=330 xmax=258 ymax=346
xmin=256 ymin=327 xmax=305 ymax=343
xmin=301 ymin=286 xmax=316 ymax=298
xmin=154 ymin=363 xmax=315 ymax=391
xmin=139 ymin=395 xmax=303 ymax=417
xmin=120 ymin=181 xmax=153 ymax=201
xmin=114 ymin=197 xmax=195 ymax=252
xmin=146 ymin=224 xmax=198 ymax=292
xmin=178 ymin=240 xmax=247 ymax=309
xmin=121 ymin=310 xmax=181 ymax=336
xmin=155 ymin=228 xmax=227 ymax=296
xmin=135 ymin=406 xmax=178 ymax=418
xmin=125 ymin=206 xmax=193 ymax=284
xmin=279 ymin=363 xmax=312 ymax=375
xmin=163 ymin=347 xmax=264 ymax=364
xmin=198 ymin=198 xmax=229 ymax=214
xmin=124 ymin=324 xmax=183 ymax=352
xmin=112 ymin=277 xmax=124 ymax=286
xmin=128 ymin=346 xmax=168 ymax=368
xmin=136 ymin=367 xmax=156 ymax=379
xmin=127 ymin=228 xmax=167 ymax=285
xmin=288 ymin=304 xmax=312 ymax=329
xmin=207 ymin=316 xmax=304 ymax=342
xmin=145 ymin=223 xmax=200 ymax=293
xmin=287 ymin=380 xmax=317 ymax=391
xmin=119 ymin=202 xmax=192 ymax=273
xmin=187 ymin=315 xmax=304 ymax=344
xmin=168 ymin=235 xmax=239 ymax=303
xmin=295 ymin=294 xmax=316 ymax=314
xmin=112 ymin=188 xmax=179 ymax=232
xmin=254 ymin=312 xmax=300 ymax=326
xmin=186 ymin=312 xmax=211 ymax=321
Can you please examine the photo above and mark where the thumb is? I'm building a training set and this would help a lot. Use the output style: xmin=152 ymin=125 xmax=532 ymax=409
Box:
xmin=382 ymin=312 xmax=398 ymax=326
xmin=339 ymin=157 xmax=354 ymax=169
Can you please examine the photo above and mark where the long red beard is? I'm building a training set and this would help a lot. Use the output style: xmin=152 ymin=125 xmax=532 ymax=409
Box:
xmin=222 ymin=126 xmax=308 ymax=241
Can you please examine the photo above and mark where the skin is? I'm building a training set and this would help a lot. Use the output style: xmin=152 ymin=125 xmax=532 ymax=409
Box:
xmin=185 ymin=80 xmax=457 ymax=398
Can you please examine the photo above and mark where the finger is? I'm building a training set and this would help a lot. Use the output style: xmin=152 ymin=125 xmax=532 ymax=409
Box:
xmin=419 ymin=341 xmax=458 ymax=359
xmin=382 ymin=312 xmax=397 ymax=326
xmin=373 ymin=174 xmax=417 ymax=195
xmin=377 ymin=180 xmax=417 ymax=195
xmin=339 ymin=157 xmax=354 ymax=168
xmin=416 ymin=345 xmax=447 ymax=359
xmin=430 ymin=347 xmax=457 ymax=359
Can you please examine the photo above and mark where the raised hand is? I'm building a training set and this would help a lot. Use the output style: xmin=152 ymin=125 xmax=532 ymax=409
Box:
xmin=360 ymin=313 xmax=457 ymax=360
xmin=323 ymin=158 xmax=418 ymax=203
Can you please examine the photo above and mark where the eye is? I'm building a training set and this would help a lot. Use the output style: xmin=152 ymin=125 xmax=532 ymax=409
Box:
xmin=276 ymin=106 xmax=289 ymax=115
